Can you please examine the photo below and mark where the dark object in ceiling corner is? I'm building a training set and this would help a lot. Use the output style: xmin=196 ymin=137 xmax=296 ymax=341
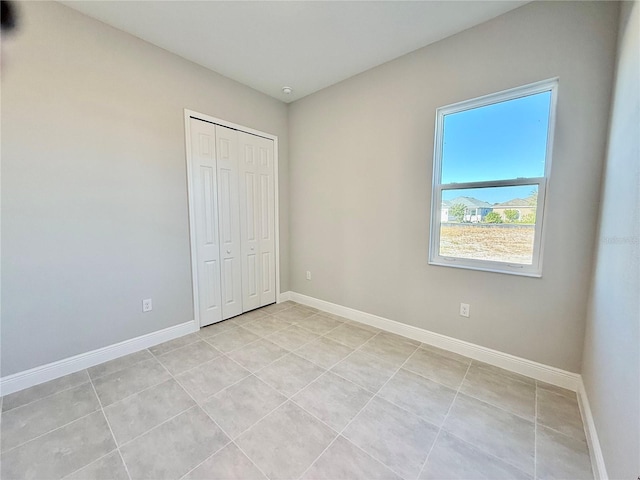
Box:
xmin=1 ymin=0 xmax=17 ymax=32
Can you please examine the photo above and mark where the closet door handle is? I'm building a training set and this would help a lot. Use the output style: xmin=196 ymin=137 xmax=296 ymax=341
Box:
xmin=250 ymin=246 xmax=255 ymax=251
xmin=226 ymin=249 xmax=231 ymax=254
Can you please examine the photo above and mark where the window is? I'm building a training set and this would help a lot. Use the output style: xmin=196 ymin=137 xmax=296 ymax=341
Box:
xmin=429 ymin=79 xmax=557 ymax=277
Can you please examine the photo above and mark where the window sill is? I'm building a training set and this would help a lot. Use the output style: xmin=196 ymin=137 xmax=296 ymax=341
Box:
xmin=428 ymin=259 xmax=542 ymax=278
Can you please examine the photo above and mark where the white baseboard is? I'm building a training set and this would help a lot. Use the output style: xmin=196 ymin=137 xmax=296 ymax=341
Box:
xmin=278 ymin=291 xmax=293 ymax=302
xmin=286 ymin=291 xmax=581 ymax=391
xmin=577 ymin=378 xmax=609 ymax=480
xmin=0 ymin=320 xmax=198 ymax=396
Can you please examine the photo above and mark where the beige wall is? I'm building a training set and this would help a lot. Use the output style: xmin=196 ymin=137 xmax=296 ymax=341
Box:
xmin=1 ymin=1 xmax=289 ymax=376
xmin=582 ymin=2 xmax=640 ymax=477
xmin=288 ymin=1 xmax=619 ymax=372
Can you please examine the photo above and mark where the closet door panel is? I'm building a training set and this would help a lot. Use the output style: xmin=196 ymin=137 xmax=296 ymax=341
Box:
xmin=189 ymin=119 xmax=222 ymax=327
xmin=215 ymin=126 xmax=243 ymax=319
xmin=239 ymin=142 xmax=261 ymax=311
xmin=239 ymin=132 xmax=276 ymax=308
xmin=259 ymin=149 xmax=276 ymax=305
xmin=257 ymin=139 xmax=276 ymax=306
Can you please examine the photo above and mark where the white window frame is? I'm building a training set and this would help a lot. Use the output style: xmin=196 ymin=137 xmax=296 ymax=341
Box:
xmin=429 ymin=78 xmax=558 ymax=277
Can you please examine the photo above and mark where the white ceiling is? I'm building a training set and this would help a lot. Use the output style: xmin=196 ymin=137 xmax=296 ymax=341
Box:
xmin=61 ymin=1 xmax=528 ymax=103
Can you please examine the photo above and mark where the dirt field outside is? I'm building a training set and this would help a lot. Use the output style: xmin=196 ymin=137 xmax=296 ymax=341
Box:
xmin=439 ymin=224 xmax=535 ymax=264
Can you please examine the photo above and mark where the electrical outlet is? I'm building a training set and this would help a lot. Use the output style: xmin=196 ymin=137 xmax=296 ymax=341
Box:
xmin=459 ymin=303 xmax=470 ymax=318
xmin=142 ymin=298 xmax=153 ymax=313
xmin=306 ymin=271 xmax=312 ymax=280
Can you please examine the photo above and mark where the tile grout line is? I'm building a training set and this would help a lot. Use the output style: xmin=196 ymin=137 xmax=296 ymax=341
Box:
xmin=286 ymin=328 xmax=388 ymax=403
xmin=89 ymin=354 xmax=174 ymax=395
xmin=297 ymin=335 xmax=419 ymax=476
xmin=433 ymin=426 xmax=534 ymax=477
xmin=116 ymin=404 xmax=199 ymax=450
xmin=219 ymin=375 xmax=290 ymax=441
xmin=200 ymin=309 xmax=351 ymax=369
xmin=398 ymin=354 xmax=539 ymax=423
xmin=87 ymin=374 xmax=133 ymax=480
xmin=534 ymin=421 xmax=590 ymax=443
xmin=295 ymin=306 xmax=565 ymax=477
xmin=0 ymin=372 xmax=93 ymax=415
xmin=287 ymin=398 xmax=408 ymax=480
xmin=182 ymin=336 xmax=298 ymax=401
xmin=298 ymin=323 xmax=344 ymax=337
xmin=154 ymin=341 xmax=224 ymax=369
xmin=533 ymin=383 xmax=588 ymax=444
xmin=183 ymin=324 xmax=357 ymax=480
xmin=87 ymin=350 xmax=155 ymax=382
xmin=305 ymin=331 xmax=535 ymax=477
xmin=1 ymin=406 xmax=103 ymax=455
xmin=163 ymin=349 xmax=225 ymax=378
xmin=133 ymin=354 xmax=312 ymax=460
xmin=201 ymin=325 xmax=294 ymax=359
xmin=60 ymin=448 xmax=120 ymax=479
xmin=1 ymin=382 xmax=95 ymax=446
xmin=273 ymin=338 xmax=378 ymax=431
xmin=248 ymin=326 xmax=324 ymax=357
xmin=286 ymin=391 xmax=412 ymax=480
xmin=198 ymin=322 xmax=249 ymax=342
xmin=92 ymin=373 xmax=176 ymax=414
xmin=174 ymin=355 xmax=253 ymax=406
xmin=179 ymin=374 xmax=276 ymax=480
xmin=177 ymin=439 xmax=234 ymax=480
xmin=212 ymin=320 xmax=294 ymax=351
xmin=322 ymin=327 xmax=379 ymax=350
xmin=416 ymin=361 xmax=472 ymax=479
xmin=446 ymin=388 xmax=536 ymax=423
xmin=12 ymin=347 xmax=235 ymax=457
xmin=324 ymin=366 xmax=458 ymax=430
xmin=154 ymin=362 xmax=241 ymax=471
xmin=292 ymin=321 xmax=386 ymax=370
xmin=290 ymin=319 xmax=350 ymax=342
xmin=297 ymin=339 xmax=420 ymax=480
xmin=471 ymin=360 xmax=537 ymax=389
xmin=218 ymin=323 xmax=339 ymax=378
xmin=229 ymin=438 xmax=273 ymax=480
xmin=386 ymin=362 xmax=463 ymax=390
xmin=335 ymin=432 xmax=408 ymax=480
xmin=250 ymin=353 xmax=326 ymax=396
xmin=231 ymin=348 xmax=290 ymax=376
xmin=155 ymin=354 xmax=274 ymax=480
xmin=418 ymin=366 xmax=535 ymax=478
xmin=149 ymin=335 xmax=203 ymax=358
xmin=291 ymin=347 xmax=351 ymax=372
xmin=333 ymin=334 xmax=543 ymax=425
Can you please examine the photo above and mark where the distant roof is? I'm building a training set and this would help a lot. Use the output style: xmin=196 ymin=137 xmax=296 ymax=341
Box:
xmin=493 ymin=198 xmax=534 ymax=208
xmin=441 ymin=200 xmax=451 ymax=207
xmin=447 ymin=196 xmax=492 ymax=208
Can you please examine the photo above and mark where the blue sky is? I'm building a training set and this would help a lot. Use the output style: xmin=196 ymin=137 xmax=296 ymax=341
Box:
xmin=440 ymin=91 xmax=551 ymax=204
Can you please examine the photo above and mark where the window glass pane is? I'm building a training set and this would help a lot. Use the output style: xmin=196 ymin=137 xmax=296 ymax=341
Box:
xmin=441 ymin=91 xmax=551 ymax=184
xmin=439 ymin=185 xmax=538 ymax=265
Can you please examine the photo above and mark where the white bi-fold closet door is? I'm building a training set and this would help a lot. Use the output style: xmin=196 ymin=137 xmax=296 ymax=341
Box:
xmin=188 ymin=117 xmax=276 ymax=327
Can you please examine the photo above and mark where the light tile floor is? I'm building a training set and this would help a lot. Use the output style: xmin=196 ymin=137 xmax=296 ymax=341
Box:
xmin=0 ymin=301 xmax=594 ymax=480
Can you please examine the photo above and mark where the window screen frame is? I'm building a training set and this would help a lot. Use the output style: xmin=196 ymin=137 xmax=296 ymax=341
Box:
xmin=429 ymin=78 xmax=559 ymax=277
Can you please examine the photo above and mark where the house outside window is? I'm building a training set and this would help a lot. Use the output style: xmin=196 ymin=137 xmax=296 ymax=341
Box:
xmin=429 ymin=79 xmax=558 ymax=277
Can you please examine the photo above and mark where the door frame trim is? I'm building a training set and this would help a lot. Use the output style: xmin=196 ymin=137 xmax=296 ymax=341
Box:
xmin=183 ymin=109 xmax=281 ymax=328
